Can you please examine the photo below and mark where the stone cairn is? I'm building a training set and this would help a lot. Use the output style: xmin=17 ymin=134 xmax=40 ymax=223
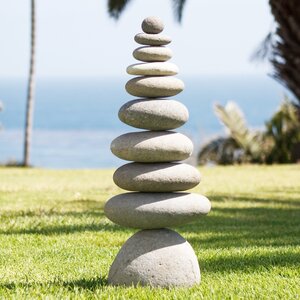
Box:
xmin=104 ymin=16 xmax=211 ymax=288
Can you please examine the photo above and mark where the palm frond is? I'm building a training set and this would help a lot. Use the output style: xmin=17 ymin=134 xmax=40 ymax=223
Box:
xmin=251 ymin=31 xmax=275 ymax=62
xmin=171 ymin=0 xmax=186 ymax=23
xmin=107 ymin=0 xmax=132 ymax=20
xmin=268 ymin=0 xmax=300 ymax=103
xmin=214 ymin=102 xmax=263 ymax=159
xmin=214 ymin=102 xmax=248 ymax=146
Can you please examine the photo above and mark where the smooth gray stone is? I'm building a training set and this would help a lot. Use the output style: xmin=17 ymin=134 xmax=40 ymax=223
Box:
xmin=127 ymin=62 xmax=178 ymax=76
xmin=111 ymin=131 xmax=193 ymax=162
xmin=142 ymin=16 xmax=164 ymax=34
xmin=108 ymin=229 xmax=200 ymax=287
xmin=113 ymin=162 xmax=201 ymax=192
xmin=125 ymin=76 xmax=184 ymax=98
xmin=118 ymin=99 xmax=188 ymax=130
xmin=105 ymin=192 xmax=211 ymax=229
xmin=133 ymin=46 xmax=172 ymax=62
xmin=134 ymin=33 xmax=172 ymax=46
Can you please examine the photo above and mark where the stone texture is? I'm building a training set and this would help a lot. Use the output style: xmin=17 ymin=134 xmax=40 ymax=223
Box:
xmin=134 ymin=33 xmax=172 ymax=46
xmin=118 ymin=99 xmax=188 ymax=130
xmin=107 ymin=229 xmax=200 ymax=287
xmin=127 ymin=62 xmax=178 ymax=76
xmin=125 ymin=76 xmax=184 ymax=98
xmin=105 ymin=192 xmax=211 ymax=229
xmin=141 ymin=16 xmax=164 ymax=34
xmin=111 ymin=131 xmax=193 ymax=162
xmin=133 ymin=46 xmax=172 ymax=62
xmin=113 ymin=162 xmax=201 ymax=192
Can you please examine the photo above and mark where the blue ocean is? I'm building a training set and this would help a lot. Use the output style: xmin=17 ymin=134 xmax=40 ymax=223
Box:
xmin=0 ymin=75 xmax=285 ymax=168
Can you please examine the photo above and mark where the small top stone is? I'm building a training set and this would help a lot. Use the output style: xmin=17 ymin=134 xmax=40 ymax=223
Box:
xmin=142 ymin=16 xmax=164 ymax=34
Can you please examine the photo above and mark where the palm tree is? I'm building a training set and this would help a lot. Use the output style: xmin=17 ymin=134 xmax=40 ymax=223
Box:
xmin=263 ymin=0 xmax=300 ymax=160
xmin=251 ymin=1 xmax=300 ymax=107
xmin=23 ymin=0 xmax=36 ymax=166
xmin=269 ymin=0 xmax=300 ymax=106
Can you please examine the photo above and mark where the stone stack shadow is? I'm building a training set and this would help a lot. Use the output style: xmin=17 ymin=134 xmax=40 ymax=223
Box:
xmin=105 ymin=17 xmax=211 ymax=288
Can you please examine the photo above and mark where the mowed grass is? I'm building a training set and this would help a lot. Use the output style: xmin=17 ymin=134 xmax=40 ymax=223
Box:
xmin=0 ymin=165 xmax=299 ymax=299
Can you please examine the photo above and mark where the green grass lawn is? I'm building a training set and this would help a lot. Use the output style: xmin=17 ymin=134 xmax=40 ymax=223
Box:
xmin=0 ymin=165 xmax=299 ymax=299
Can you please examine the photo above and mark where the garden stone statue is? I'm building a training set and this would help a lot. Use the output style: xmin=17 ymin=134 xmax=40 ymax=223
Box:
xmin=105 ymin=16 xmax=211 ymax=288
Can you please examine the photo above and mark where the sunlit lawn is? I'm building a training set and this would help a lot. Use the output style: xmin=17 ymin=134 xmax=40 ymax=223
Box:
xmin=0 ymin=165 xmax=299 ymax=299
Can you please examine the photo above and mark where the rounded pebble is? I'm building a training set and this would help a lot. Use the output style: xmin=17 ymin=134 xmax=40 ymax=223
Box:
xmin=133 ymin=46 xmax=172 ymax=62
xmin=105 ymin=192 xmax=211 ymax=229
xmin=142 ymin=16 xmax=164 ymax=34
xmin=111 ymin=131 xmax=193 ymax=162
xmin=107 ymin=229 xmax=200 ymax=287
xmin=127 ymin=62 xmax=178 ymax=76
xmin=113 ymin=162 xmax=201 ymax=192
xmin=118 ymin=99 xmax=188 ymax=130
xmin=135 ymin=33 xmax=172 ymax=46
xmin=125 ymin=76 xmax=184 ymax=98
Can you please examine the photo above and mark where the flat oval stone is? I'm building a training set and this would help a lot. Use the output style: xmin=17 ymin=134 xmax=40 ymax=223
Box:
xmin=142 ymin=16 xmax=164 ymax=34
xmin=125 ymin=76 xmax=184 ymax=98
xmin=111 ymin=131 xmax=193 ymax=162
xmin=135 ymin=33 xmax=172 ymax=46
xmin=119 ymin=99 xmax=188 ymax=130
xmin=113 ymin=162 xmax=201 ymax=192
xmin=105 ymin=192 xmax=211 ymax=229
xmin=127 ymin=62 xmax=178 ymax=76
xmin=107 ymin=229 xmax=200 ymax=287
xmin=133 ymin=46 xmax=172 ymax=62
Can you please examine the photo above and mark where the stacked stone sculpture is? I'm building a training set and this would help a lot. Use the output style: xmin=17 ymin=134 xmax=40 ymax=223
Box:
xmin=104 ymin=16 xmax=211 ymax=288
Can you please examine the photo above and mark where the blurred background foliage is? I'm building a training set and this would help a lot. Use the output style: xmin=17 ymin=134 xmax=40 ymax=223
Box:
xmin=198 ymin=97 xmax=300 ymax=165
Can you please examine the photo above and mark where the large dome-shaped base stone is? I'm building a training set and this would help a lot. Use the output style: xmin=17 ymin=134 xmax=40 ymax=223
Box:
xmin=107 ymin=229 xmax=200 ymax=287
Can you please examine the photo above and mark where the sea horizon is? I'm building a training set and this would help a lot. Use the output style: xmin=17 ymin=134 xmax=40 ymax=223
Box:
xmin=0 ymin=74 xmax=287 ymax=168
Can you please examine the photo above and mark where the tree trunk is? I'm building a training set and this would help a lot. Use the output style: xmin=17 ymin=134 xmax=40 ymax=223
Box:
xmin=269 ymin=0 xmax=300 ymax=105
xmin=23 ymin=0 xmax=36 ymax=167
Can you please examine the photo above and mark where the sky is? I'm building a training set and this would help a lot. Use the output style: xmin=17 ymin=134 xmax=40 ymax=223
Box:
xmin=0 ymin=0 xmax=273 ymax=78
